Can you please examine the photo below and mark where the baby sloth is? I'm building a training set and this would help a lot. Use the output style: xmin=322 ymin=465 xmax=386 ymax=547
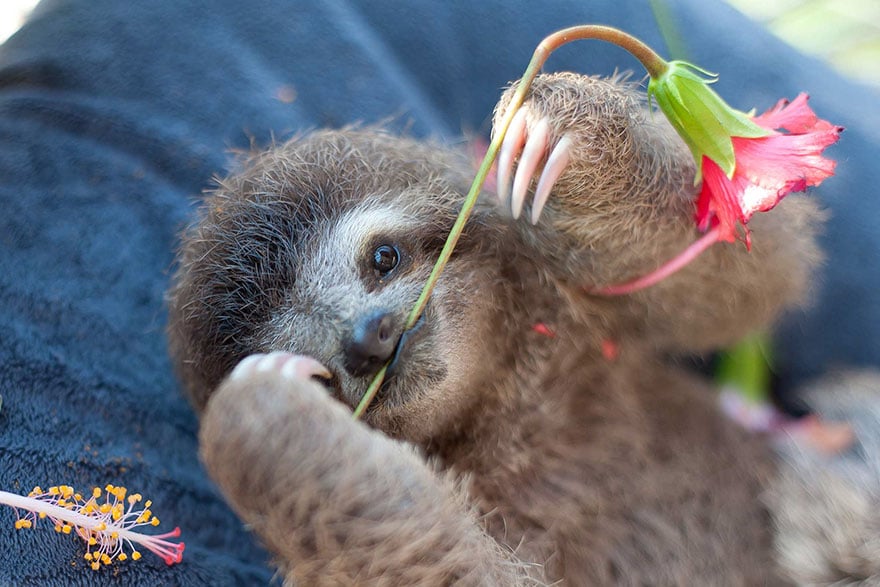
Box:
xmin=167 ymin=73 xmax=823 ymax=584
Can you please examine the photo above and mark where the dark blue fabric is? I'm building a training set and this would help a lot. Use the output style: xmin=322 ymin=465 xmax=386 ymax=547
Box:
xmin=0 ymin=0 xmax=876 ymax=584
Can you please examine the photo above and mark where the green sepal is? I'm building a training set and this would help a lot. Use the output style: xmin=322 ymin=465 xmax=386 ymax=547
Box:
xmin=648 ymin=61 xmax=771 ymax=180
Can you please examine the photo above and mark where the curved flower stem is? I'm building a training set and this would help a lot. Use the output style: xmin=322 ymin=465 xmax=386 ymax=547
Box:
xmin=536 ymin=25 xmax=668 ymax=79
xmin=590 ymin=227 xmax=721 ymax=296
xmin=353 ymin=25 xmax=669 ymax=419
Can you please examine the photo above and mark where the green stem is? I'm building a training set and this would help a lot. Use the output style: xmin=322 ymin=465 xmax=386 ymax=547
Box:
xmin=352 ymin=25 xmax=669 ymax=419
xmin=351 ymin=364 xmax=386 ymax=418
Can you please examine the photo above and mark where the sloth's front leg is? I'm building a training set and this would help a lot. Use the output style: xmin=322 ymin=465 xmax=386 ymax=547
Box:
xmin=492 ymin=72 xmax=703 ymax=281
xmin=492 ymin=72 xmax=821 ymax=351
xmin=199 ymin=352 xmax=530 ymax=586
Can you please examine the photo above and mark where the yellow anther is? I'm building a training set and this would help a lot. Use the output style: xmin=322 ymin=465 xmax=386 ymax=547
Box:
xmin=99 ymin=503 xmax=111 ymax=514
xmin=128 ymin=493 xmax=142 ymax=504
xmin=150 ymin=517 xmax=160 ymax=526
xmin=114 ymin=487 xmax=127 ymax=500
xmin=38 ymin=511 xmax=47 ymax=519
xmin=90 ymin=561 xmax=100 ymax=571
xmin=84 ymin=553 xmax=92 ymax=561
xmin=110 ymin=531 xmax=118 ymax=539
xmin=14 ymin=519 xmax=32 ymax=529
xmin=57 ymin=499 xmax=67 ymax=507
xmin=105 ymin=484 xmax=114 ymax=492
xmin=61 ymin=486 xmax=74 ymax=499
xmin=92 ymin=487 xmax=102 ymax=499
xmin=94 ymin=522 xmax=107 ymax=532
xmin=118 ymin=553 xmax=128 ymax=562
xmin=54 ymin=524 xmax=62 ymax=533
xmin=62 ymin=524 xmax=72 ymax=535
xmin=82 ymin=504 xmax=94 ymax=514
xmin=131 ymin=551 xmax=142 ymax=561
xmin=144 ymin=500 xmax=152 ymax=509
xmin=48 ymin=486 xmax=59 ymax=496
xmin=32 ymin=486 xmax=43 ymax=495
xmin=88 ymin=537 xmax=97 ymax=546
xmin=101 ymin=554 xmax=111 ymax=565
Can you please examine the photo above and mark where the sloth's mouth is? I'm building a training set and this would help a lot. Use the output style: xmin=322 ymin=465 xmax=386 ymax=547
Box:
xmin=314 ymin=310 xmax=429 ymax=409
xmin=384 ymin=311 xmax=427 ymax=380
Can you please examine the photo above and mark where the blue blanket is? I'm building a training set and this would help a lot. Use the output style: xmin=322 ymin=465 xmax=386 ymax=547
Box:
xmin=1 ymin=0 xmax=878 ymax=584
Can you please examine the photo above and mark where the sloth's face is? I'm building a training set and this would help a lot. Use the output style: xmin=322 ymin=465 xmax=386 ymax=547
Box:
xmin=169 ymin=130 xmax=511 ymax=441
xmin=257 ymin=201 xmax=505 ymax=442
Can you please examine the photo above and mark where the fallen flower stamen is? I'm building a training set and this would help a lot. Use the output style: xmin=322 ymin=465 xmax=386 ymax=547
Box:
xmin=1 ymin=485 xmax=184 ymax=569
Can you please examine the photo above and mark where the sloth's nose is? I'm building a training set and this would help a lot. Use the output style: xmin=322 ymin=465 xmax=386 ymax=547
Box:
xmin=343 ymin=311 xmax=398 ymax=377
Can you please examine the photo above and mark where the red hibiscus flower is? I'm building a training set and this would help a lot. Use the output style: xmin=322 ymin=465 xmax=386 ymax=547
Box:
xmin=596 ymin=61 xmax=843 ymax=295
xmin=696 ymin=94 xmax=843 ymax=246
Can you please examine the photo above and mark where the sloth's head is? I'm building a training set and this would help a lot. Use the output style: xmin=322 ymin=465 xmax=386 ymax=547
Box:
xmin=168 ymin=130 xmax=512 ymax=441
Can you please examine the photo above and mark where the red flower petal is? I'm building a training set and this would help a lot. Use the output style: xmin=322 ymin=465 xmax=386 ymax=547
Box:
xmin=696 ymin=157 xmax=748 ymax=243
xmin=752 ymin=93 xmax=837 ymax=134
xmin=696 ymin=94 xmax=841 ymax=245
xmin=732 ymin=132 xmax=838 ymax=216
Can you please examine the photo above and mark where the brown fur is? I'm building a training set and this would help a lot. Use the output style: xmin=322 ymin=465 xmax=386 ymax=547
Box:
xmin=167 ymin=73 xmax=824 ymax=584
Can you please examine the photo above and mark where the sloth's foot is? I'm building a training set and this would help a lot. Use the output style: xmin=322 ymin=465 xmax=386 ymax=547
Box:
xmin=496 ymin=106 xmax=572 ymax=225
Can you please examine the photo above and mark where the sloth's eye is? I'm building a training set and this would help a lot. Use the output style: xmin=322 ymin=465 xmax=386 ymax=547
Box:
xmin=372 ymin=244 xmax=399 ymax=275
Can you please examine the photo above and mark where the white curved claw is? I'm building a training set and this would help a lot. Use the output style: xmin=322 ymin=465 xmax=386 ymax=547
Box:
xmin=280 ymin=354 xmax=332 ymax=381
xmin=230 ymin=351 xmax=331 ymax=382
xmin=496 ymin=107 xmax=528 ymax=206
xmin=511 ymin=118 xmax=550 ymax=220
xmin=530 ymin=135 xmax=572 ymax=225
xmin=230 ymin=354 xmax=264 ymax=379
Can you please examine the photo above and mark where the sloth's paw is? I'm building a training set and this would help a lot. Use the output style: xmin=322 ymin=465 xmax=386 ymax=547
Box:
xmin=201 ymin=351 xmax=338 ymax=460
xmin=201 ymin=351 xmax=349 ymax=502
xmin=495 ymin=105 xmax=572 ymax=226
xmin=226 ymin=351 xmax=331 ymax=385
xmin=492 ymin=73 xmax=646 ymax=226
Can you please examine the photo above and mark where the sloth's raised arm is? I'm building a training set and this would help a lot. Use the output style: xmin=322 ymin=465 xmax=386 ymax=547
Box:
xmin=492 ymin=73 xmax=822 ymax=352
xmin=199 ymin=353 xmax=535 ymax=586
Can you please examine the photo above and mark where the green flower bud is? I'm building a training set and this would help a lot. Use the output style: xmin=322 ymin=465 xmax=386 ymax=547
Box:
xmin=648 ymin=61 xmax=771 ymax=180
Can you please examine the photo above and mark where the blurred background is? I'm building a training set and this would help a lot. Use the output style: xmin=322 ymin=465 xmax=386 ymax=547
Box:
xmin=0 ymin=0 xmax=38 ymax=45
xmin=725 ymin=0 xmax=880 ymax=89
xmin=2 ymin=0 xmax=878 ymax=89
